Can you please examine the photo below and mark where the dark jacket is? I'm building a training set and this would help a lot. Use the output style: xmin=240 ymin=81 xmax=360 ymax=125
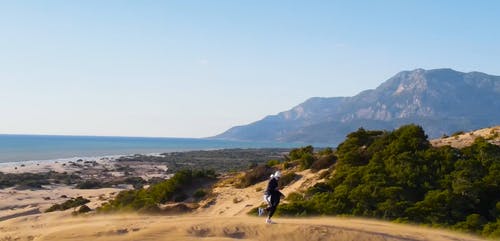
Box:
xmin=265 ymin=177 xmax=278 ymax=196
xmin=265 ymin=177 xmax=284 ymax=205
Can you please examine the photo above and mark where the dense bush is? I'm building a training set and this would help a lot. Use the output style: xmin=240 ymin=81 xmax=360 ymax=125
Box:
xmin=0 ymin=171 xmax=81 ymax=189
xmin=310 ymin=154 xmax=336 ymax=172
xmin=278 ymin=172 xmax=299 ymax=188
xmin=46 ymin=196 xmax=90 ymax=212
xmin=193 ymin=189 xmax=207 ymax=199
xmin=285 ymin=192 xmax=305 ymax=202
xmin=482 ymin=219 xmax=500 ymax=238
xmin=287 ymin=146 xmax=337 ymax=171
xmin=266 ymin=159 xmax=281 ymax=167
xmin=73 ymin=204 xmax=92 ymax=215
xmin=288 ymin=146 xmax=318 ymax=170
xmin=0 ymin=170 xmax=148 ymax=190
xmin=278 ymin=125 xmax=500 ymax=237
xmin=299 ymin=153 xmax=316 ymax=170
xmin=318 ymin=147 xmax=334 ymax=156
xmin=76 ymin=179 xmax=104 ymax=189
xmin=288 ymin=146 xmax=314 ymax=160
xmin=16 ymin=179 xmax=49 ymax=189
xmin=235 ymin=164 xmax=274 ymax=188
xmin=98 ymin=169 xmax=216 ymax=213
xmin=124 ymin=176 xmax=147 ymax=189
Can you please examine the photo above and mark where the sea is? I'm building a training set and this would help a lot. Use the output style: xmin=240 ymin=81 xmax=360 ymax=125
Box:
xmin=0 ymin=134 xmax=299 ymax=164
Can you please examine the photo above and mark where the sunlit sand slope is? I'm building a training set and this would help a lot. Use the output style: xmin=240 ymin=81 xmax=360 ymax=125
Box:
xmin=0 ymin=213 xmax=485 ymax=241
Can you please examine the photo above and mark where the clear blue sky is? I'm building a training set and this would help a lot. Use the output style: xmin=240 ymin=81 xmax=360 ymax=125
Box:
xmin=1 ymin=1 xmax=499 ymax=138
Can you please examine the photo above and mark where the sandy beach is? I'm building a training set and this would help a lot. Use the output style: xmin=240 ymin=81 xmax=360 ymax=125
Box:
xmin=0 ymin=155 xmax=170 ymax=223
xmin=0 ymin=156 xmax=113 ymax=174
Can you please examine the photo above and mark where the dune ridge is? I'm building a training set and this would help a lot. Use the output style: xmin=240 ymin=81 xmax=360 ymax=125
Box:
xmin=430 ymin=126 xmax=499 ymax=148
xmin=0 ymin=212 xmax=486 ymax=241
xmin=0 ymin=169 xmax=488 ymax=241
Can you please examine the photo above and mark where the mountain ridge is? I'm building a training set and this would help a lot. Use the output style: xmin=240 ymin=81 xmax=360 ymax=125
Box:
xmin=214 ymin=68 xmax=500 ymax=145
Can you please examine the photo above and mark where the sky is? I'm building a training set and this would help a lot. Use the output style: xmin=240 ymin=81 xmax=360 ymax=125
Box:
xmin=1 ymin=1 xmax=499 ymax=138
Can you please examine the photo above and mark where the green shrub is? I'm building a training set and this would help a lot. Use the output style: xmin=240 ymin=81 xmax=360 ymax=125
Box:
xmin=46 ymin=196 xmax=90 ymax=212
xmin=310 ymin=154 xmax=336 ymax=172
xmin=124 ymin=177 xmax=146 ymax=189
xmin=287 ymin=146 xmax=318 ymax=170
xmin=76 ymin=179 xmax=103 ymax=189
xmin=286 ymin=192 xmax=304 ymax=202
xmin=276 ymin=125 xmax=500 ymax=238
xmin=318 ymin=147 xmax=334 ymax=156
xmin=0 ymin=172 xmax=80 ymax=189
xmin=74 ymin=204 xmax=92 ymax=214
xmin=276 ymin=202 xmax=312 ymax=216
xmin=289 ymin=146 xmax=314 ymax=160
xmin=16 ymin=179 xmax=49 ymax=189
xmin=193 ymin=189 xmax=207 ymax=199
xmin=278 ymin=172 xmax=298 ymax=188
xmin=299 ymin=153 xmax=316 ymax=170
xmin=304 ymin=182 xmax=331 ymax=197
xmin=235 ymin=164 xmax=273 ymax=188
xmin=266 ymin=159 xmax=281 ymax=167
xmin=98 ymin=169 xmax=215 ymax=213
xmin=482 ymin=219 xmax=500 ymax=238
xmin=453 ymin=214 xmax=486 ymax=233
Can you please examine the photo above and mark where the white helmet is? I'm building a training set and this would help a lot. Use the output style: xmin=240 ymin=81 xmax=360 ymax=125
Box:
xmin=274 ymin=171 xmax=281 ymax=179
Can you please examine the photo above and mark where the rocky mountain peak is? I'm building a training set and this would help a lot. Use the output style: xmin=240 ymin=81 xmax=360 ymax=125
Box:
xmin=214 ymin=68 xmax=500 ymax=145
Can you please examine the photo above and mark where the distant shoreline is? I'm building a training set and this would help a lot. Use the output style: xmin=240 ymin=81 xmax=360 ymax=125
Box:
xmin=0 ymin=134 xmax=299 ymax=163
xmin=0 ymin=154 xmax=123 ymax=166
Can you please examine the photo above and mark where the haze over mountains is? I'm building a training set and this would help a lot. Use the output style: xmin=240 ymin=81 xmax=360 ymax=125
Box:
xmin=215 ymin=68 xmax=500 ymax=145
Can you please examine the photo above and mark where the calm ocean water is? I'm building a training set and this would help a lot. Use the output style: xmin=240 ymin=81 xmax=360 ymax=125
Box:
xmin=0 ymin=134 xmax=298 ymax=163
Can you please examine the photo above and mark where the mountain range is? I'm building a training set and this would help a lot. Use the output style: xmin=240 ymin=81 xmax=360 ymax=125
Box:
xmin=214 ymin=68 xmax=500 ymax=145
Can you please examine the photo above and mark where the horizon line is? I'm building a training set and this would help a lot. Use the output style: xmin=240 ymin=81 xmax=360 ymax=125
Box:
xmin=0 ymin=132 xmax=210 ymax=140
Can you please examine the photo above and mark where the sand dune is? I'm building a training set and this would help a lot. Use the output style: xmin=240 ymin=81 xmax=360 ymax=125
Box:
xmin=0 ymin=169 xmax=489 ymax=241
xmin=0 ymin=212 xmax=486 ymax=241
xmin=0 ymin=186 xmax=125 ymax=222
xmin=194 ymin=169 xmax=321 ymax=217
xmin=431 ymin=126 xmax=500 ymax=148
xmin=0 ymin=168 xmax=491 ymax=241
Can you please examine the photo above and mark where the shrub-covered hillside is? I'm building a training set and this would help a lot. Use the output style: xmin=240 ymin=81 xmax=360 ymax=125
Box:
xmin=277 ymin=124 xmax=500 ymax=238
xmin=98 ymin=169 xmax=216 ymax=213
